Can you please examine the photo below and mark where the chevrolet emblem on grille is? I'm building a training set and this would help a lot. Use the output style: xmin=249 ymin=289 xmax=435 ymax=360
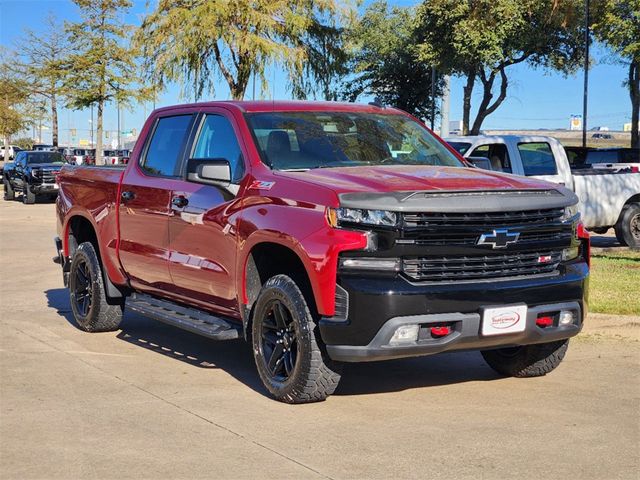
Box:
xmin=477 ymin=229 xmax=520 ymax=249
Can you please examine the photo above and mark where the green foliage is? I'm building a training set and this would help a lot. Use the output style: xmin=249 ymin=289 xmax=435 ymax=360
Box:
xmin=415 ymin=0 xmax=584 ymax=134
xmin=66 ymin=0 xmax=152 ymax=163
xmin=15 ymin=14 xmax=69 ymax=146
xmin=0 ymin=70 xmax=34 ymax=140
xmin=592 ymin=0 xmax=640 ymax=148
xmin=135 ymin=0 xmax=341 ymax=100
xmin=345 ymin=1 xmax=440 ymax=120
xmin=13 ymin=137 xmax=34 ymax=150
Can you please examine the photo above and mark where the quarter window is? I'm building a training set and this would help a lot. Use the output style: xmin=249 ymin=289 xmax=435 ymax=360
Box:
xmin=192 ymin=114 xmax=244 ymax=182
xmin=517 ymin=142 xmax=558 ymax=176
xmin=141 ymin=115 xmax=193 ymax=176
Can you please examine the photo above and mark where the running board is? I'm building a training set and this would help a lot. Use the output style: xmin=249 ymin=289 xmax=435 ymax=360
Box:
xmin=126 ymin=293 xmax=241 ymax=341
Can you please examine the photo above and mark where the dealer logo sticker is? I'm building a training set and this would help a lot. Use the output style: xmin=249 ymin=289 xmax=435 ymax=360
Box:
xmin=482 ymin=304 xmax=528 ymax=336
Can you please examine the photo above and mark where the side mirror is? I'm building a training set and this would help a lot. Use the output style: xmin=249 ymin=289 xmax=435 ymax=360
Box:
xmin=467 ymin=156 xmax=493 ymax=171
xmin=187 ymin=158 xmax=232 ymax=186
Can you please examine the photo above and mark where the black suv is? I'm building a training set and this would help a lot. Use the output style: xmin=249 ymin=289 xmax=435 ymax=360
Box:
xmin=3 ymin=151 xmax=66 ymax=204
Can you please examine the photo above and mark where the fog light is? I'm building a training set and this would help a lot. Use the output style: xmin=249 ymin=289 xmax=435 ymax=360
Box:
xmin=389 ymin=324 xmax=419 ymax=345
xmin=559 ymin=310 xmax=575 ymax=325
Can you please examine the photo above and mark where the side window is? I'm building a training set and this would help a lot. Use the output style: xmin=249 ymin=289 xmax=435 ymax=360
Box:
xmin=517 ymin=142 xmax=558 ymax=176
xmin=192 ymin=114 xmax=245 ymax=182
xmin=469 ymin=144 xmax=512 ymax=173
xmin=141 ymin=115 xmax=193 ymax=176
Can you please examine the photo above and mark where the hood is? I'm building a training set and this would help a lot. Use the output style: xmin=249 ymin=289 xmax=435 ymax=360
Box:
xmin=276 ymin=165 xmax=577 ymax=212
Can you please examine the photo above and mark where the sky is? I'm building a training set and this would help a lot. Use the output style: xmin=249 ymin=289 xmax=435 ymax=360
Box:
xmin=0 ymin=0 xmax=633 ymax=145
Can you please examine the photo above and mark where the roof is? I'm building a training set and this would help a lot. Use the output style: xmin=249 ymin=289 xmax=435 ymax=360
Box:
xmin=152 ymin=100 xmax=405 ymax=115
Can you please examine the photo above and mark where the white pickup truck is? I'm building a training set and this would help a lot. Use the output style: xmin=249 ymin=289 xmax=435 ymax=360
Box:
xmin=446 ymin=135 xmax=640 ymax=247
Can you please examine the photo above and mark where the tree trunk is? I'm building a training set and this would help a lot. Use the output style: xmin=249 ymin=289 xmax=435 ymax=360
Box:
xmin=470 ymin=67 xmax=509 ymax=136
xmin=3 ymin=135 xmax=10 ymax=162
xmin=51 ymin=91 xmax=58 ymax=147
xmin=462 ymin=69 xmax=475 ymax=135
xmin=95 ymin=101 xmax=104 ymax=165
xmin=630 ymin=61 xmax=639 ymax=150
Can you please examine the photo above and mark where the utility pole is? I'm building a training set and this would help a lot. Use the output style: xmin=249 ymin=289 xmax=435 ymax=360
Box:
xmin=90 ymin=104 xmax=94 ymax=148
xmin=117 ymin=96 xmax=121 ymax=150
xmin=440 ymin=75 xmax=451 ymax=137
xmin=582 ymin=0 xmax=590 ymax=148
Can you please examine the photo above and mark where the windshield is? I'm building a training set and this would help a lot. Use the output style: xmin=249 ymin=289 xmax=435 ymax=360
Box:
xmin=245 ymin=111 xmax=463 ymax=171
xmin=26 ymin=152 xmax=65 ymax=164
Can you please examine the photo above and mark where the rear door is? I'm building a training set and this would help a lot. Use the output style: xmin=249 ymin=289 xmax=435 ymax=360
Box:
xmin=118 ymin=112 xmax=197 ymax=294
xmin=167 ymin=109 xmax=248 ymax=317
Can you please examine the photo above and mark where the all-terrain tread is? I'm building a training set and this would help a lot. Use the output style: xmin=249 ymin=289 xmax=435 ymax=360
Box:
xmin=3 ymin=179 xmax=15 ymax=200
xmin=481 ymin=340 xmax=569 ymax=378
xmin=252 ymin=275 xmax=342 ymax=404
xmin=69 ymin=242 xmax=123 ymax=332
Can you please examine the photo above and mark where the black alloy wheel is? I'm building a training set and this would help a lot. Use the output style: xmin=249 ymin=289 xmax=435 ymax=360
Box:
xmin=72 ymin=257 xmax=93 ymax=318
xmin=259 ymin=299 xmax=298 ymax=381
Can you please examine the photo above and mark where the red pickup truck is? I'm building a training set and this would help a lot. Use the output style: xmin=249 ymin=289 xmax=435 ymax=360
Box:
xmin=54 ymin=101 xmax=590 ymax=403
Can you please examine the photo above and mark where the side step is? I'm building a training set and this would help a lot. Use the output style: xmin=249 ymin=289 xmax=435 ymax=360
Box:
xmin=126 ymin=293 xmax=241 ymax=341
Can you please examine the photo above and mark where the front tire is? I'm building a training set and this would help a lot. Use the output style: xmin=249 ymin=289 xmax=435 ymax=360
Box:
xmin=3 ymin=179 xmax=15 ymax=200
xmin=69 ymin=242 xmax=123 ymax=332
xmin=251 ymin=275 xmax=342 ymax=403
xmin=22 ymin=182 xmax=35 ymax=204
xmin=481 ymin=340 xmax=569 ymax=377
xmin=614 ymin=203 xmax=640 ymax=248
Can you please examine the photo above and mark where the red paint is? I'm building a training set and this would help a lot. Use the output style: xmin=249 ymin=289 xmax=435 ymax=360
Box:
xmin=430 ymin=326 xmax=451 ymax=337
xmin=56 ymin=100 xmax=571 ymax=318
xmin=536 ymin=316 xmax=554 ymax=327
xmin=577 ymin=222 xmax=591 ymax=268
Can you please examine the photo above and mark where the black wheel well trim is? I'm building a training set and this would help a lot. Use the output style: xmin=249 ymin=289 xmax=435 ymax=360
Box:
xmin=623 ymin=194 xmax=640 ymax=206
xmin=67 ymin=215 xmax=126 ymax=301
xmin=242 ymin=242 xmax=317 ymax=341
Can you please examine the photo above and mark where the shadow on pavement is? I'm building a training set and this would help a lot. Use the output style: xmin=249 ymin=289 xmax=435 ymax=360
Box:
xmin=45 ymin=287 xmax=503 ymax=399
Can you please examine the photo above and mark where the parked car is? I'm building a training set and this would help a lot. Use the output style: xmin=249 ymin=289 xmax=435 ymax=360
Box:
xmin=446 ymin=135 xmax=640 ymax=247
xmin=564 ymin=146 xmax=639 ymax=173
xmin=32 ymin=144 xmax=54 ymax=151
xmin=591 ymin=133 xmax=613 ymax=140
xmin=3 ymin=150 xmax=65 ymax=203
xmin=54 ymin=101 xmax=589 ymax=403
xmin=0 ymin=145 xmax=22 ymax=160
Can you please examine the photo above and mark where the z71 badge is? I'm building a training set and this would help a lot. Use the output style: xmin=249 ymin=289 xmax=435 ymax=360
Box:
xmin=249 ymin=180 xmax=275 ymax=190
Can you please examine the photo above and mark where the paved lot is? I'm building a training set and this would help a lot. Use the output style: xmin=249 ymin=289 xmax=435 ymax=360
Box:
xmin=1 ymin=199 xmax=639 ymax=480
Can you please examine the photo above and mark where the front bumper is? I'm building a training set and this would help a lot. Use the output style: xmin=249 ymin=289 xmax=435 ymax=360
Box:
xmin=31 ymin=183 xmax=59 ymax=194
xmin=321 ymin=262 xmax=588 ymax=362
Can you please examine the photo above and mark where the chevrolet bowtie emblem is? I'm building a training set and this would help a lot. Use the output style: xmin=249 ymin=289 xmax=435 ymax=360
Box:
xmin=477 ymin=229 xmax=520 ymax=248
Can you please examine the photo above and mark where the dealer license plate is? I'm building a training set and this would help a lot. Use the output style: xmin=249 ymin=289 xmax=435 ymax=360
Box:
xmin=481 ymin=305 xmax=528 ymax=336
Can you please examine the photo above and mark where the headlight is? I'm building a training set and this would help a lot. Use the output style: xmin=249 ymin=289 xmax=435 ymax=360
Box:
xmin=32 ymin=168 xmax=40 ymax=178
xmin=328 ymin=207 xmax=398 ymax=227
xmin=561 ymin=204 xmax=579 ymax=221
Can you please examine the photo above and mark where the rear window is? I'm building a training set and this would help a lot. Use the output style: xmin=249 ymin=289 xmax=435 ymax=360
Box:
xmin=517 ymin=142 xmax=557 ymax=176
xmin=586 ymin=150 xmax=618 ymax=164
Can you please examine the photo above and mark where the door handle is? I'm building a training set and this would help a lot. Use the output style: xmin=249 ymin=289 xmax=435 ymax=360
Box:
xmin=171 ymin=196 xmax=189 ymax=208
xmin=121 ymin=190 xmax=135 ymax=202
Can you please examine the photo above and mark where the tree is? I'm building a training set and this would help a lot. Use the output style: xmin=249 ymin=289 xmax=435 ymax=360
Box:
xmin=415 ymin=0 xmax=584 ymax=134
xmin=344 ymin=1 xmax=441 ymax=121
xmin=15 ymin=14 xmax=69 ymax=147
xmin=593 ymin=0 xmax=640 ymax=149
xmin=135 ymin=0 xmax=341 ymax=101
xmin=66 ymin=0 xmax=151 ymax=165
xmin=0 ymin=67 xmax=35 ymax=161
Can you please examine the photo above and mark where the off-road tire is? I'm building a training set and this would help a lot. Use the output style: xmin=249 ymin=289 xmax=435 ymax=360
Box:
xmin=69 ymin=242 xmax=123 ymax=332
xmin=22 ymin=181 xmax=35 ymax=204
xmin=481 ymin=339 xmax=569 ymax=377
xmin=614 ymin=203 xmax=640 ymax=248
xmin=3 ymin=179 xmax=15 ymax=200
xmin=251 ymin=274 xmax=342 ymax=403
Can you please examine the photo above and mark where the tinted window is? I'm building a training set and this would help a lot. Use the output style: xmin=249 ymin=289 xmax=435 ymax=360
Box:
xmin=192 ymin=114 xmax=244 ymax=182
xmin=469 ymin=144 xmax=512 ymax=173
xmin=586 ymin=150 xmax=618 ymax=164
xmin=26 ymin=152 xmax=65 ymax=164
xmin=518 ymin=142 xmax=557 ymax=176
xmin=447 ymin=142 xmax=472 ymax=155
xmin=142 ymin=115 xmax=192 ymax=176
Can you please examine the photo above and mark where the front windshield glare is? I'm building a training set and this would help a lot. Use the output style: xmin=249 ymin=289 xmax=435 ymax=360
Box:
xmin=27 ymin=152 xmax=65 ymax=164
xmin=246 ymin=111 xmax=463 ymax=171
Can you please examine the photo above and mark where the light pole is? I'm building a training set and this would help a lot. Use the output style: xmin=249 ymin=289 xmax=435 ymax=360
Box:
xmin=90 ymin=104 xmax=94 ymax=148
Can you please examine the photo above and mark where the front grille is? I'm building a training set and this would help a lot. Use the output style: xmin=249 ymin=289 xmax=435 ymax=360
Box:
xmin=40 ymin=170 xmax=59 ymax=183
xmin=403 ymin=208 xmax=565 ymax=227
xmin=400 ymin=208 xmax=570 ymax=247
xmin=402 ymin=250 xmax=562 ymax=282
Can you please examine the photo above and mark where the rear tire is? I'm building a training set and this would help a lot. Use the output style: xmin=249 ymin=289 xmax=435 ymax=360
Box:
xmin=251 ymin=274 xmax=342 ymax=403
xmin=22 ymin=182 xmax=35 ymax=204
xmin=69 ymin=242 xmax=123 ymax=332
xmin=614 ymin=203 xmax=640 ymax=248
xmin=3 ymin=179 xmax=15 ymax=200
xmin=481 ymin=340 xmax=569 ymax=377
